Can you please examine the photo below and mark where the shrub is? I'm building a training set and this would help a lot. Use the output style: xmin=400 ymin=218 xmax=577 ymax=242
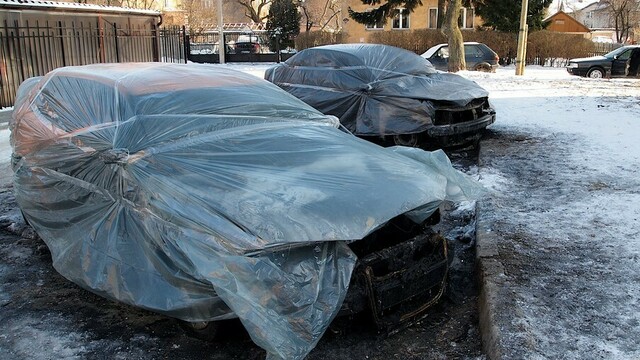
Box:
xmin=296 ymin=29 xmax=598 ymax=67
xmin=296 ymin=31 xmax=347 ymax=50
xmin=368 ymin=29 xmax=447 ymax=54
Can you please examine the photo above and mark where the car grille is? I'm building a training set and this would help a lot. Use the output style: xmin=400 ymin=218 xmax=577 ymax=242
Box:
xmin=433 ymin=98 xmax=490 ymax=126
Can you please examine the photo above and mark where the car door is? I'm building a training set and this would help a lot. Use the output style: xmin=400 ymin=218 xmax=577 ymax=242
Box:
xmin=464 ymin=45 xmax=484 ymax=69
xmin=611 ymin=48 xmax=633 ymax=76
xmin=428 ymin=46 xmax=449 ymax=71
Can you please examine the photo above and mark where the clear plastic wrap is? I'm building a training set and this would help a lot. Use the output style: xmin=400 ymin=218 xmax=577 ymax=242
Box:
xmin=10 ymin=63 xmax=484 ymax=359
xmin=265 ymin=44 xmax=491 ymax=136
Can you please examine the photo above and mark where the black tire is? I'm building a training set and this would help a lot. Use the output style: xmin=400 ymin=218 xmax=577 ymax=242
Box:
xmin=587 ymin=67 xmax=605 ymax=79
xmin=179 ymin=321 xmax=220 ymax=341
xmin=393 ymin=133 xmax=420 ymax=147
xmin=474 ymin=63 xmax=493 ymax=72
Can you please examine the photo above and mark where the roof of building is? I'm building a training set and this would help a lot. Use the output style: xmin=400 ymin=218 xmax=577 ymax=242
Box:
xmin=543 ymin=10 xmax=591 ymax=33
xmin=0 ymin=0 xmax=160 ymax=16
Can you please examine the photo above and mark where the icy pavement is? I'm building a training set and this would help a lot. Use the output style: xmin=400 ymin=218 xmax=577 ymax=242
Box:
xmin=467 ymin=66 xmax=640 ymax=359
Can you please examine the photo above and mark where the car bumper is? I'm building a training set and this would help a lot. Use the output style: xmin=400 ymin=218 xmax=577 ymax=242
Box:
xmin=426 ymin=112 xmax=496 ymax=137
xmin=567 ymin=67 xmax=588 ymax=76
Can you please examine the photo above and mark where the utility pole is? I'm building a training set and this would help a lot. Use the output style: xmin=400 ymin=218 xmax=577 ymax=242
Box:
xmin=515 ymin=0 xmax=528 ymax=75
xmin=218 ymin=0 xmax=225 ymax=64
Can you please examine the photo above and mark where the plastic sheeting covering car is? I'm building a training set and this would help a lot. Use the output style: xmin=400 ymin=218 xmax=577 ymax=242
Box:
xmin=10 ymin=63 xmax=484 ymax=360
xmin=265 ymin=43 xmax=491 ymax=136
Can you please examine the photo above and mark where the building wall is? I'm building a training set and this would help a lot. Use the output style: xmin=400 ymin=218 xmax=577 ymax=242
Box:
xmin=546 ymin=12 xmax=589 ymax=33
xmin=341 ymin=1 xmax=480 ymax=44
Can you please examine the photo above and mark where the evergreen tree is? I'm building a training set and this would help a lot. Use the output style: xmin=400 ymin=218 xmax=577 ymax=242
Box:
xmin=347 ymin=0 xmax=422 ymax=26
xmin=266 ymin=0 xmax=301 ymax=52
xmin=473 ymin=0 xmax=553 ymax=33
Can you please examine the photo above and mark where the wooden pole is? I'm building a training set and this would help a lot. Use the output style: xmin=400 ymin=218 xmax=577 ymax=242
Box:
xmin=515 ymin=0 xmax=528 ymax=75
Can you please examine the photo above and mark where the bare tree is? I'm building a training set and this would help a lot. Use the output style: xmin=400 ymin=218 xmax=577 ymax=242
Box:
xmin=299 ymin=0 xmax=343 ymax=32
xmin=442 ymin=0 xmax=465 ymax=71
xmin=88 ymin=0 xmax=156 ymax=9
xmin=607 ymin=0 xmax=640 ymax=43
xmin=120 ymin=0 xmax=157 ymax=9
xmin=437 ymin=0 xmax=445 ymax=28
xmin=236 ymin=0 xmax=273 ymax=23
xmin=178 ymin=0 xmax=218 ymax=35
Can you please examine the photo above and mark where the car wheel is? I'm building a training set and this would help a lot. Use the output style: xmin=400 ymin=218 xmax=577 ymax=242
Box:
xmin=474 ymin=63 xmax=492 ymax=72
xmin=179 ymin=321 xmax=219 ymax=341
xmin=393 ymin=134 xmax=419 ymax=147
xmin=587 ymin=68 xmax=604 ymax=78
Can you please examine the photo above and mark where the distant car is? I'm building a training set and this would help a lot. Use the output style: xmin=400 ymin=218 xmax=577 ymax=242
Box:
xmin=265 ymin=44 xmax=496 ymax=148
xmin=591 ymin=36 xmax=614 ymax=44
xmin=567 ymin=45 xmax=640 ymax=78
xmin=232 ymin=34 xmax=263 ymax=54
xmin=421 ymin=42 xmax=500 ymax=72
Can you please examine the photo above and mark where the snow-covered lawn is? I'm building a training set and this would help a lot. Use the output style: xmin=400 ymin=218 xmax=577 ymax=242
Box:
xmin=465 ymin=66 xmax=640 ymax=358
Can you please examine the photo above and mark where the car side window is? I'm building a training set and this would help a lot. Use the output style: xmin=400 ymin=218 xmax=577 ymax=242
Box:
xmin=617 ymin=50 xmax=632 ymax=61
xmin=465 ymin=45 xmax=482 ymax=57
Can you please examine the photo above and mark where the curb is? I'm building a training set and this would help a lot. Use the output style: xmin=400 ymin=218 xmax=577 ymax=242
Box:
xmin=475 ymin=139 xmax=506 ymax=360
xmin=476 ymin=200 xmax=505 ymax=360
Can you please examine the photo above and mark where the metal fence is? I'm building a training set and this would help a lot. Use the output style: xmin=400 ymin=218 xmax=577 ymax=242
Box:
xmin=589 ymin=42 xmax=622 ymax=57
xmin=0 ymin=21 xmax=187 ymax=108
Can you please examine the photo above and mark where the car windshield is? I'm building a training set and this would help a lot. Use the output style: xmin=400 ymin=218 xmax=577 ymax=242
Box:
xmin=604 ymin=47 xmax=632 ymax=59
xmin=422 ymin=44 xmax=445 ymax=58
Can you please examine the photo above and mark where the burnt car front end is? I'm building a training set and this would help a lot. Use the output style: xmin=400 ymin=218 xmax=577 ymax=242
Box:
xmin=265 ymin=44 xmax=496 ymax=148
xmin=427 ymin=96 xmax=496 ymax=147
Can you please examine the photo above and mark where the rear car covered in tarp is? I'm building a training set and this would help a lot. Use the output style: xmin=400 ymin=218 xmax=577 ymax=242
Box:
xmin=10 ymin=63 xmax=484 ymax=360
xmin=265 ymin=44 xmax=496 ymax=147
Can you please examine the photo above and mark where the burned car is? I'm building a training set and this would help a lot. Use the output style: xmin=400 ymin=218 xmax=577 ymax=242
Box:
xmin=265 ymin=44 xmax=496 ymax=148
xmin=10 ymin=63 xmax=484 ymax=360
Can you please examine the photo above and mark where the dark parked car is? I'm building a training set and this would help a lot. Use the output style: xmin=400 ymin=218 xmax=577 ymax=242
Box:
xmin=265 ymin=44 xmax=496 ymax=148
xmin=231 ymin=34 xmax=263 ymax=54
xmin=421 ymin=42 xmax=500 ymax=72
xmin=567 ymin=45 xmax=640 ymax=78
xmin=11 ymin=63 xmax=484 ymax=360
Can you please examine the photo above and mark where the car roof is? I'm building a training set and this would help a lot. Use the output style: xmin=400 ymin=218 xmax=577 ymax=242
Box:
xmin=285 ymin=44 xmax=436 ymax=75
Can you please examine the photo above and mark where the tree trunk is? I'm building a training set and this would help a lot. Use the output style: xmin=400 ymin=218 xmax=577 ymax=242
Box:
xmin=443 ymin=0 xmax=465 ymax=72
xmin=437 ymin=0 xmax=445 ymax=29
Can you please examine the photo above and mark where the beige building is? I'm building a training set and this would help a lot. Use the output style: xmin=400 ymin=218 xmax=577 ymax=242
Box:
xmin=341 ymin=1 xmax=479 ymax=43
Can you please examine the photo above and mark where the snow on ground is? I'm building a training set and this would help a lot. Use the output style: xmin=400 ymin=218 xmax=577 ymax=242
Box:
xmin=465 ymin=65 xmax=640 ymax=358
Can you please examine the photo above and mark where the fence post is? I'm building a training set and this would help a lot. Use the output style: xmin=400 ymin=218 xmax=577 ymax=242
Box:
xmin=183 ymin=26 xmax=189 ymax=64
xmin=113 ymin=23 xmax=120 ymax=62
xmin=152 ymin=24 xmax=159 ymax=62
xmin=58 ymin=21 xmax=66 ymax=66
xmin=13 ymin=20 xmax=26 ymax=80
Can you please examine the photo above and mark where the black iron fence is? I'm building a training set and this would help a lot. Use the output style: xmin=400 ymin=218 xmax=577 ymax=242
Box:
xmin=187 ymin=30 xmax=295 ymax=64
xmin=0 ymin=21 xmax=187 ymax=108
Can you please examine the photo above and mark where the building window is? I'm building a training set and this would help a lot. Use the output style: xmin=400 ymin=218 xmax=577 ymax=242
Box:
xmin=203 ymin=0 xmax=214 ymax=8
xmin=555 ymin=19 xmax=565 ymax=25
xmin=364 ymin=9 xmax=385 ymax=29
xmin=458 ymin=7 xmax=474 ymax=29
xmin=428 ymin=8 xmax=438 ymax=29
xmin=393 ymin=8 xmax=410 ymax=29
